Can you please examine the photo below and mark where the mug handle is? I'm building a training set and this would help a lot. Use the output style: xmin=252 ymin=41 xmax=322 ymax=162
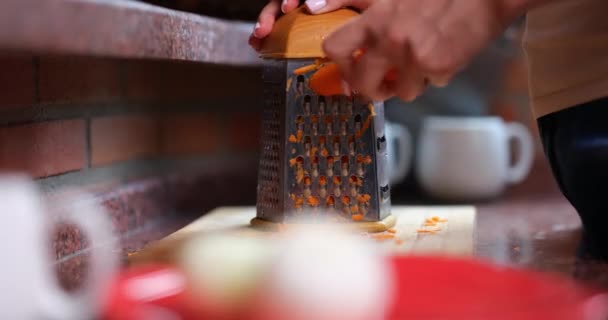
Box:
xmin=41 ymin=192 xmax=118 ymax=320
xmin=387 ymin=123 xmax=413 ymax=185
xmin=505 ymin=122 xmax=534 ymax=185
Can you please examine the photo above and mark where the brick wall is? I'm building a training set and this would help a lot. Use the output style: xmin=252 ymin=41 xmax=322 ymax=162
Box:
xmin=0 ymin=53 xmax=263 ymax=289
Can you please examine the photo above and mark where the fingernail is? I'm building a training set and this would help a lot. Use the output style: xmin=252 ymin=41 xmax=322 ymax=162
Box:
xmin=306 ymin=0 xmax=327 ymax=13
xmin=281 ymin=0 xmax=289 ymax=13
xmin=253 ymin=22 xmax=261 ymax=38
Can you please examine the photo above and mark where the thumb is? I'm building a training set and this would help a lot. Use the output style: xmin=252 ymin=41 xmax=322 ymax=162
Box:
xmin=304 ymin=0 xmax=372 ymax=14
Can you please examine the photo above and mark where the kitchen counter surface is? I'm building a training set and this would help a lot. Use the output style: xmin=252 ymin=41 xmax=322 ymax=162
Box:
xmin=393 ymin=160 xmax=608 ymax=289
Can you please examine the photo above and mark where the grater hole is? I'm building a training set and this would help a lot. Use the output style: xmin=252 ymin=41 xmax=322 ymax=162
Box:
xmin=304 ymin=95 xmax=312 ymax=115
xmin=348 ymin=136 xmax=356 ymax=155
xmin=326 ymin=195 xmax=335 ymax=207
xmin=297 ymin=75 xmax=305 ymax=94
xmin=319 ymin=175 xmax=327 ymax=186
xmin=341 ymin=195 xmax=351 ymax=206
xmin=326 ymin=156 xmax=335 ymax=177
xmin=341 ymin=155 xmax=349 ymax=177
xmin=319 ymin=97 xmax=326 ymax=115
xmin=333 ymin=136 xmax=341 ymax=156
xmin=332 ymin=100 xmax=340 ymax=115
xmin=354 ymin=115 xmax=362 ymax=133
xmin=333 ymin=176 xmax=342 ymax=185
xmin=325 ymin=115 xmax=334 ymax=135
xmin=345 ymin=100 xmax=353 ymax=115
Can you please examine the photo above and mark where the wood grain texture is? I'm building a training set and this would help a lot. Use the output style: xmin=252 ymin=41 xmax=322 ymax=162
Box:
xmin=128 ymin=206 xmax=476 ymax=266
xmin=259 ymin=6 xmax=359 ymax=59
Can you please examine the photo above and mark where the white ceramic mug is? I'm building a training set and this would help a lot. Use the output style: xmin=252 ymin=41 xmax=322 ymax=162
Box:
xmin=416 ymin=116 xmax=534 ymax=201
xmin=385 ymin=122 xmax=413 ymax=186
xmin=0 ymin=175 xmax=118 ymax=319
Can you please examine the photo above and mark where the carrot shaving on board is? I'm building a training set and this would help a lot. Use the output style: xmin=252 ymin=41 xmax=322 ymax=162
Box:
xmin=371 ymin=233 xmax=395 ymax=241
xmin=351 ymin=214 xmax=364 ymax=222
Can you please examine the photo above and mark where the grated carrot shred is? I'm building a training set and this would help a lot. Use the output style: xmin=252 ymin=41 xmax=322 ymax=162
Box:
xmin=296 ymin=130 xmax=303 ymax=143
xmin=307 ymin=196 xmax=320 ymax=207
xmin=289 ymin=158 xmax=297 ymax=167
xmin=321 ymin=148 xmax=329 ymax=157
xmin=288 ymin=135 xmax=297 ymax=143
xmin=286 ymin=78 xmax=293 ymax=92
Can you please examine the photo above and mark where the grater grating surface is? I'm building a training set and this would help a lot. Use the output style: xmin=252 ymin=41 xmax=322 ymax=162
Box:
xmin=257 ymin=59 xmax=391 ymax=224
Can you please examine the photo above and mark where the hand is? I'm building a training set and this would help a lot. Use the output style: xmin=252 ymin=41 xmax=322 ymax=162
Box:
xmin=249 ymin=0 xmax=375 ymax=50
xmin=323 ymin=0 xmax=520 ymax=101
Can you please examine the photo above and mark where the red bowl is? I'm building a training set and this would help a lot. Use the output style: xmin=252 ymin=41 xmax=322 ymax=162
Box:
xmin=386 ymin=256 xmax=604 ymax=320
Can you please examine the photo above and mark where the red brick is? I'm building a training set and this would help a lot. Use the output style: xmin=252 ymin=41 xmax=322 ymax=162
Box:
xmin=38 ymin=56 xmax=122 ymax=104
xmin=91 ymin=115 xmax=161 ymax=167
xmin=161 ymin=114 xmax=220 ymax=155
xmin=0 ymin=120 xmax=86 ymax=177
xmin=0 ymin=55 xmax=35 ymax=109
xmin=227 ymin=112 xmax=261 ymax=151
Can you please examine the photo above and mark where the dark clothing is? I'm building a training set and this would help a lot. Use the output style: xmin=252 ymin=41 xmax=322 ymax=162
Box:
xmin=538 ymin=97 xmax=608 ymax=260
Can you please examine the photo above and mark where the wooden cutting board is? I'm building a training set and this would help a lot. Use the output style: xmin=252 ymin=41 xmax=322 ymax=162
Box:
xmin=128 ymin=206 xmax=476 ymax=266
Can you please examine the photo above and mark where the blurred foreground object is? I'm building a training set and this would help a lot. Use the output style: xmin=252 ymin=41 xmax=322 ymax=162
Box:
xmin=0 ymin=175 xmax=118 ymax=319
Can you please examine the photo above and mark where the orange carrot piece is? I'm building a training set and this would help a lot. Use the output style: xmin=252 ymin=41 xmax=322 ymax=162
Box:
xmin=307 ymin=196 xmax=320 ymax=207
xmin=288 ymin=135 xmax=297 ymax=143
xmin=351 ymin=214 xmax=364 ymax=222
xmin=309 ymin=63 xmax=344 ymax=97
xmin=296 ymin=130 xmax=303 ymax=143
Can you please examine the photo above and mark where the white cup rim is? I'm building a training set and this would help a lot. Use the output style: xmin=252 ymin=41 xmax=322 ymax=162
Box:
xmin=424 ymin=116 xmax=504 ymax=130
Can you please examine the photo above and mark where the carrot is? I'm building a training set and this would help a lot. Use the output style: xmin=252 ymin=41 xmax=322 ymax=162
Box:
xmin=387 ymin=228 xmax=397 ymax=234
xmin=350 ymin=205 xmax=359 ymax=214
xmin=296 ymin=130 xmax=303 ymax=143
xmin=320 ymin=148 xmax=329 ymax=157
xmin=371 ymin=233 xmax=395 ymax=241
xmin=288 ymin=135 xmax=297 ymax=143
xmin=351 ymin=214 xmax=364 ymax=222
xmin=308 ymin=63 xmax=344 ymax=97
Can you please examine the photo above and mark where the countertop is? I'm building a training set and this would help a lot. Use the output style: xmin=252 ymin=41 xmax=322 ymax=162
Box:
xmin=393 ymin=159 xmax=608 ymax=289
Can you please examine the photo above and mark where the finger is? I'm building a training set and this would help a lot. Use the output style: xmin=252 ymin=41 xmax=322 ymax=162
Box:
xmin=305 ymin=0 xmax=374 ymax=14
xmin=322 ymin=18 xmax=368 ymax=81
xmin=253 ymin=0 xmax=282 ymax=39
xmin=349 ymin=46 xmax=393 ymax=101
xmin=248 ymin=34 xmax=263 ymax=51
xmin=281 ymin=0 xmax=300 ymax=13
xmin=393 ymin=47 xmax=426 ymax=102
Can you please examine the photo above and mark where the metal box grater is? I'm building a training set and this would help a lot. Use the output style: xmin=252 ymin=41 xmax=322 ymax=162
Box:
xmin=255 ymin=59 xmax=392 ymax=226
